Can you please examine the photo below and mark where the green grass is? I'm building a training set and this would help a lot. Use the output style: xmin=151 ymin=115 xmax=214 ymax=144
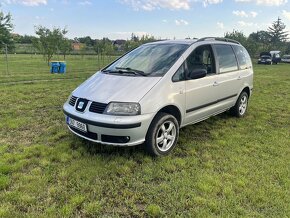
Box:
xmin=0 ymin=56 xmax=289 ymax=217
xmin=0 ymin=54 xmax=117 ymax=83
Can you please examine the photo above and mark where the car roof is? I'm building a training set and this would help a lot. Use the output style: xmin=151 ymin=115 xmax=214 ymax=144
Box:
xmin=145 ymin=37 xmax=241 ymax=46
xmin=146 ymin=39 xmax=197 ymax=46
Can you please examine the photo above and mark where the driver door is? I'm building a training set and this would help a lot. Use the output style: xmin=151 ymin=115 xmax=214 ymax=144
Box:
xmin=184 ymin=44 xmax=220 ymax=125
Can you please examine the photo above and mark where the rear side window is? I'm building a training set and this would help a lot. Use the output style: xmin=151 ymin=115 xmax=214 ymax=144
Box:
xmin=233 ymin=45 xmax=251 ymax=70
xmin=214 ymin=44 xmax=238 ymax=73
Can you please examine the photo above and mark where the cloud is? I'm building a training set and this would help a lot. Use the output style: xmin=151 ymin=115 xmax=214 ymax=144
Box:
xmin=238 ymin=21 xmax=257 ymax=27
xmin=233 ymin=10 xmax=258 ymax=18
xmin=120 ymin=0 xmax=190 ymax=11
xmin=235 ymin=0 xmax=288 ymax=6
xmin=175 ymin=19 xmax=189 ymax=25
xmin=203 ymin=0 xmax=223 ymax=7
xmin=250 ymin=11 xmax=258 ymax=17
xmin=217 ymin=22 xmax=224 ymax=29
xmin=78 ymin=1 xmax=92 ymax=5
xmin=4 ymin=0 xmax=47 ymax=6
xmin=120 ymin=0 xmax=224 ymax=10
xmin=114 ymin=31 xmax=150 ymax=37
xmin=282 ymin=10 xmax=290 ymax=20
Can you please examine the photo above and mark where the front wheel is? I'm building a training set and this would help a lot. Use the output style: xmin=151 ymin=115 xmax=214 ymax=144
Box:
xmin=145 ymin=113 xmax=179 ymax=156
xmin=230 ymin=92 xmax=249 ymax=118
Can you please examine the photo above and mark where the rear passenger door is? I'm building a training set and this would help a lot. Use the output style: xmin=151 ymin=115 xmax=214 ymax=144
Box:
xmin=212 ymin=44 xmax=242 ymax=110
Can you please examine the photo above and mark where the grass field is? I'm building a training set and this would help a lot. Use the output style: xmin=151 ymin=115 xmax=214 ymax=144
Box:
xmin=0 ymin=55 xmax=289 ymax=217
xmin=0 ymin=54 xmax=117 ymax=84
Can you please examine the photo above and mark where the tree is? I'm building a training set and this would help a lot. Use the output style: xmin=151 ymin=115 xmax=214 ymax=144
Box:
xmin=0 ymin=9 xmax=14 ymax=51
xmin=78 ymin=36 xmax=94 ymax=47
xmin=94 ymin=38 xmax=113 ymax=55
xmin=268 ymin=18 xmax=288 ymax=46
xmin=59 ymin=38 xmax=72 ymax=60
xmin=33 ymin=26 xmax=68 ymax=65
xmin=224 ymin=30 xmax=247 ymax=45
xmin=13 ymin=34 xmax=37 ymax=44
xmin=248 ymin=31 xmax=272 ymax=56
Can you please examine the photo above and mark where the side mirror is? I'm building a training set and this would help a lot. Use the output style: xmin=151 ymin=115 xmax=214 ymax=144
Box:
xmin=188 ymin=69 xmax=207 ymax=80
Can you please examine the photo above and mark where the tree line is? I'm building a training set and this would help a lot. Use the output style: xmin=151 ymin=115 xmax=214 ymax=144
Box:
xmin=225 ymin=18 xmax=290 ymax=56
xmin=1 ymin=8 xmax=289 ymax=64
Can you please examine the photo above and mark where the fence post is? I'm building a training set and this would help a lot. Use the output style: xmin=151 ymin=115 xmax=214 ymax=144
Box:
xmin=4 ymin=44 xmax=9 ymax=76
xmin=97 ymin=47 xmax=100 ymax=70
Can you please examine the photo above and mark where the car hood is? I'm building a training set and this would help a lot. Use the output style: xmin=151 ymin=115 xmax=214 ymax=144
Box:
xmin=73 ymin=72 xmax=162 ymax=103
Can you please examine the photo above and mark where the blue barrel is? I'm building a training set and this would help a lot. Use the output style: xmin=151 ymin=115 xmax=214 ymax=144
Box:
xmin=59 ymin=62 xmax=66 ymax=73
xmin=50 ymin=62 xmax=60 ymax=73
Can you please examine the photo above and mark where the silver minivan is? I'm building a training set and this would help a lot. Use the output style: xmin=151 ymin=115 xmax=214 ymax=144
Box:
xmin=63 ymin=37 xmax=253 ymax=156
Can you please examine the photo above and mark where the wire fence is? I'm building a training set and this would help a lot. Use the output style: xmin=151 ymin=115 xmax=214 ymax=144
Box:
xmin=0 ymin=52 xmax=121 ymax=84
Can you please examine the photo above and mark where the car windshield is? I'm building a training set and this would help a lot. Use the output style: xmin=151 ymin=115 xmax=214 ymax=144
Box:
xmin=261 ymin=55 xmax=271 ymax=58
xmin=102 ymin=43 xmax=189 ymax=77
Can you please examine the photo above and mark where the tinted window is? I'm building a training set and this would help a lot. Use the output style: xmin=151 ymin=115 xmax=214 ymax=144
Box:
xmin=214 ymin=44 xmax=238 ymax=73
xmin=233 ymin=45 xmax=251 ymax=70
xmin=172 ymin=63 xmax=186 ymax=82
xmin=186 ymin=45 xmax=216 ymax=77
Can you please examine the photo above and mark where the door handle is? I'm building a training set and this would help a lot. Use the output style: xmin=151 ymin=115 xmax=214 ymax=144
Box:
xmin=213 ymin=81 xmax=219 ymax=86
xmin=237 ymin=76 xmax=242 ymax=80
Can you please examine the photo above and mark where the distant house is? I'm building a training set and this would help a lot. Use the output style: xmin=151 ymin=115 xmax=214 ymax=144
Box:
xmin=113 ymin=39 xmax=126 ymax=51
xmin=72 ymin=42 xmax=84 ymax=51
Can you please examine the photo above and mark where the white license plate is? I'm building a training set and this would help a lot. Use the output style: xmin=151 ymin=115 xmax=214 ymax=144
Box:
xmin=66 ymin=116 xmax=87 ymax=132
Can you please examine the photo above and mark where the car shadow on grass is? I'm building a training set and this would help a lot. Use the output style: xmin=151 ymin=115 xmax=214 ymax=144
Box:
xmin=73 ymin=112 xmax=235 ymax=158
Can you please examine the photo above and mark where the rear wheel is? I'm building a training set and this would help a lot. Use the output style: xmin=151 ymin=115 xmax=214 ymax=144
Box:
xmin=145 ymin=113 xmax=179 ymax=156
xmin=230 ymin=91 xmax=249 ymax=118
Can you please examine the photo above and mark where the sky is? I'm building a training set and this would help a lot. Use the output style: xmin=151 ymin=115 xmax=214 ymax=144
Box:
xmin=1 ymin=0 xmax=290 ymax=40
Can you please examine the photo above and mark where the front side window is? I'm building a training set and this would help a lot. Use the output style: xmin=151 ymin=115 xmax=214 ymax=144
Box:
xmin=233 ymin=45 xmax=251 ymax=70
xmin=186 ymin=44 xmax=216 ymax=77
xmin=172 ymin=63 xmax=186 ymax=82
xmin=103 ymin=43 xmax=189 ymax=77
xmin=186 ymin=45 xmax=216 ymax=79
xmin=214 ymin=44 xmax=238 ymax=73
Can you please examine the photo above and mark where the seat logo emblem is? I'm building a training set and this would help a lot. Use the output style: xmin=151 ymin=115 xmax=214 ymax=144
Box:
xmin=78 ymin=101 xmax=85 ymax=109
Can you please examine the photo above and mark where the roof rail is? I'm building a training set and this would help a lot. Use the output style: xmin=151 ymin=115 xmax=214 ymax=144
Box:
xmin=197 ymin=37 xmax=241 ymax=45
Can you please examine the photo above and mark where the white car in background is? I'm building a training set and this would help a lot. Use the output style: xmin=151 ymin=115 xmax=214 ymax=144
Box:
xmin=281 ymin=55 xmax=290 ymax=63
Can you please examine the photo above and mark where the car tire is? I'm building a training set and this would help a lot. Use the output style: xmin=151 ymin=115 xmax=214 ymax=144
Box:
xmin=230 ymin=91 xmax=249 ymax=118
xmin=145 ymin=112 xmax=179 ymax=156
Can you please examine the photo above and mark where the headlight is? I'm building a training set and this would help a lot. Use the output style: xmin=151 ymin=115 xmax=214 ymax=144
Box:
xmin=258 ymin=59 xmax=261 ymax=61
xmin=267 ymin=59 xmax=271 ymax=61
xmin=104 ymin=102 xmax=141 ymax=116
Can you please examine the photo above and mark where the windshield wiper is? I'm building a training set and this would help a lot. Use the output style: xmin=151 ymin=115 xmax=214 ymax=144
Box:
xmin=115 ymin=67 xmax=147 ymax=76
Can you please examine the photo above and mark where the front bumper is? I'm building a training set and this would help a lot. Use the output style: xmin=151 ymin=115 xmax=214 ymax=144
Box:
xmin=63 ymin=103 xmax=154 ymax=146
xmin=258 ymin=60 xmax=271 ymax=64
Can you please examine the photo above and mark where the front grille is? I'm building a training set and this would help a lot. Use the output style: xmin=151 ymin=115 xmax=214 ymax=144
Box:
xmin=89 ymin=102 xmax=108 ymax=114
xmin=70 ymin=126 xmax=98 ymax=140
xmin=69 ymin=96 xmax=77 ymax=106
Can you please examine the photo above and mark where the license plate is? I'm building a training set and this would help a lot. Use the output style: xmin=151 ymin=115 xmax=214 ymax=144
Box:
xmin=66 ymin=116 xmax=87 ymax=132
